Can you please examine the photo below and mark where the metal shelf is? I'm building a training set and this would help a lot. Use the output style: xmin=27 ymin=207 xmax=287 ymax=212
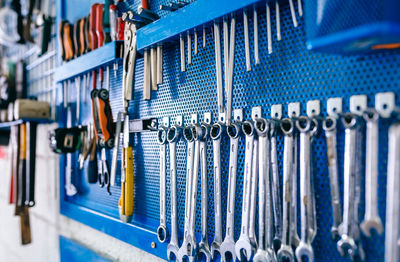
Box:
xmin=54 ymin=41 xmax=123 ymax=83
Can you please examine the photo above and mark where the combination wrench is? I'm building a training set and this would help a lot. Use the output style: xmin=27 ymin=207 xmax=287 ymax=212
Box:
xmin=194 ymin=121 xmax=212 ymax=262
xmin=254 ymin=118 xmax=276 ymax=262
xmin=157 ymin=125 xmax=169 ymax=243
xmin=291 ymin=118 xmax=300 ymax=249
xmin=337 ymin=113 xmax=359 ymax=258
xmin=220 ymin=121 xmax=242 ymax=262
xmin=323 ymin=116 xmax=342 ymax=241
xmin=210 ymin=121 xmax=225 ymax=259
xmin=166 ymin=124 xmax=182 ymax=261
xmin=270 ymin=119 xmax=283 ymax=251
xmin=277 ymin=118 xmax=295 ymax=262
xmin=385 ymin=122 xmax=400 ymax=262
xmin=177 ymin=125 xmax=197 ymax=261
xmin=360 ymin=109 xmax=383 ymax=236
xmin=235 ymin=120 xmax=257 ymax=261
xmin=295 ymin=116 xmax=316 ymax=262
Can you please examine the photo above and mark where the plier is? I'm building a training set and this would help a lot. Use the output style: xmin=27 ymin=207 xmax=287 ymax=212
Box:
xmin=98 ymin=147 xmax=111 ymax=194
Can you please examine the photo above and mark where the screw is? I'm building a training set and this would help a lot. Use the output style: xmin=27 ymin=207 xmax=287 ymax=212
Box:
xmin=151 ymin=242 xmax=156 ymax=248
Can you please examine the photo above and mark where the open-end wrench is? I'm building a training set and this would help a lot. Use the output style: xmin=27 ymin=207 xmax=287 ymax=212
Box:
xmin=270 ymin=119 xmax=283 ymax=251
xmin=167 ymin=124 xmax=182 ymax=261
xmin=254 ymin=118 xmax=275 ymax=262
xmin=195 ymin=121 xmax=212 ymax=262
xmin=295 ymin=117 xmax=314 ymax=262
xmin=337 ymin=113 xmax=359 ymax=258
xmin=360 ymin=109 xmax=383 ymax=237
xmin=323 ymin=116 xmax=342 ymax=241
xmin=157 ymin=126 xmax=169 ymax=243
xmin=249 ymin=123 xmax=259 ymax=252
xmin=385 ymin=122 xmax=400 ymax=262
xmin=291 ymin=118 xmax=300 ymax=249
xmin=220 ymin=120 xmax=242 ymax=262
xmin=277 ymin=118 xmax=295 ymax=262
xmin=235 ymin=120 xmax=257 ymax=261
xmin=308 ymin=119 xmax=319 ymax=242
xmin=210 ymin=121 xmax=225 ymax=259
xmin=177 ymin=125 xmax=197 ymax=261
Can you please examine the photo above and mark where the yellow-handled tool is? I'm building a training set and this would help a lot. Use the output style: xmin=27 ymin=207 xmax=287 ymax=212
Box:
xmin=119 ymin=114 xmax=134 ymax=223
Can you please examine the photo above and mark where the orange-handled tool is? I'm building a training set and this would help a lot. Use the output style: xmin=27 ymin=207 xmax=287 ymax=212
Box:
xmin=89 ymin=4 xmax=98 ymax=50
xmin=95 ymin=4 xmax=105 ymax=48
xmin=63 ymin=22 xmax=75 ymax=61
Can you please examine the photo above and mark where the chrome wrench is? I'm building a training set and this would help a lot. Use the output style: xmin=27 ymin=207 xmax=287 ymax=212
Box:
xmin=220 ymin=121 xmax=242 ymax=262
xmin=235 ymin=120 xmax=257 ymax=261
xmin=360 ymin=109 xmax=383 ymax=236
xmin=323 ymin=116 xmax=342 ymax=241
xmin=210 ymin=121 xmax=225 ymax=259
xmin=167 ymin=125 xmax=182 ymax=261
xmin=157 ymin=125 xmax=169 ymax=243
xmin=277 ymin=118 xmax=295 ymax=262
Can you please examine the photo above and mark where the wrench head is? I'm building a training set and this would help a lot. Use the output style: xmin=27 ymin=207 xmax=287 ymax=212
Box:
xmin=253 ymin=249 xmax=273 ymax=262
xmin=330 ymin=226 xmax=341 ymax=242
xmin=295 ymin=242 xmax=314 ymax=262
xmin=167 ymin=243 xmax=179 ymax=261
xmin=177 ymin=238 xmax=197 ymax=262
xmin=65 ymin=184 xmax=77 ymax=196
xmin=272 ymin=237 xmax=282 ymax=252
xmin=360 ymin=217 xmax=384 ymax=237
xmin=337 ymin=234 xmax=357 ymax=257
xmin=157 ymin=225 xmax=169 ymax=243
xmin=277 ymin=244 xmax=294 ymax=262
xmin=235 ymin=237 xmax=255 ymax=261
xmin=198 ymin=241 xmax=212 ymax=262
xmin=220 ymin=239 xmax=237 ymax=262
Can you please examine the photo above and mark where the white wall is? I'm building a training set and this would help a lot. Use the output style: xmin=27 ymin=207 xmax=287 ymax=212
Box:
xmin=0 ymin=123 xmax=164 ymax=262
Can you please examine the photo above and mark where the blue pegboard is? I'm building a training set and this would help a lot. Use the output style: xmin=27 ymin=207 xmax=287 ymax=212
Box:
xmin=57 ymin=0 xmax=400 ymax=261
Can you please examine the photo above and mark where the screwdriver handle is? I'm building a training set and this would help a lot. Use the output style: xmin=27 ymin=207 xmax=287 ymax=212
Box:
xmin=109 ymin=5 xmax=117 ymax=41
xmin=95 ymin=4 xmax=105 ymax=48
xmin=85 ymin=15 xmax=92 ymax=52
xmin=141 ymin=0 xmax=149 ymax=10
xmin=58 ymin=20 xmax=67 ymax=61
xmin=78 ymin=18 xmax=87 ymax=55
xmin=73 ymin=19 xmax=80 ymax=57
xmin=103 ymin=0 xmax=112 ymax=43
xmin=63 ymin=22 xmax=75 ymax=61
xmin=117 ymin=18 xmax=125 ymax=41
xmin=89 ymin=4 xmax=98 ymax=50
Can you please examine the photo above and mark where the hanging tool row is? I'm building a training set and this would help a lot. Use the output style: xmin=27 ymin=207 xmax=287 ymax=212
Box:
xmin=154 ymin=91 xmax=398 ymax=262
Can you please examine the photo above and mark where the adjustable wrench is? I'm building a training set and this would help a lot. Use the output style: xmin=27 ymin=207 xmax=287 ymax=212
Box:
xmin=210 ymin=121 xmax=225 ymax=259
xmin=195 ymin=121 xmax=212 ymax=262
xmin=157 ymin=125 xmax=169 ymax=243
xmin=323 ymin=116 xmax=342 ymax=241
xmin=270 ymin=120 xmax=283 ymax=251
xmin=177 ymin=125 xmax=197 ymax=261
xmin=295 ymin=117 xmax=314 ymax=262
xmin=235 ymin=120 xmax=257 ymax=261
xmin=385 ymin=122 xmax=400 ymax=262
xmin=277 ymin=118 xmax=295 ymax=262
xmin=220 ymin=121 xmax=242 ymax=262
xmin=337 ymin=113 xmax=359 ymax=257
xmin=254 ymin=118 xmax=276 ymax=262
xmin=166 ymin=124 xmax=182 ymax=261
xmin=360 ymin=109 xmax=383 ymax=236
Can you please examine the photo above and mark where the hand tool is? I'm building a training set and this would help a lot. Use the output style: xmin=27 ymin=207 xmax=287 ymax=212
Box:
xmin=253 ymin=117 xmax=274 ymax=262
xmin=210 ymin=120 xmax=225 ymax=259
xmin=103 ymin=0 xmax=112 ymax=43
xmin=385 ymin=122 xmax=400 ymax=262
xmin=19 ymin=205 xmax=31 ymax=245
xmin=65 ymin=107 xmax=78 ymax=197
xmin=22 ymin=0 xmax=35 ymax=43
xmin=203 ymin=25 xmax=206 ymax=48
xmin=143 ymin=49 xmax=151 ymax=100
xmin=110 ymin=5 xmax=118 ymax=41
xmin=110 ymin=112 xmax=123 ymax=186
xmin=253 ymin=4 xmax=259 ymax=64
xmin=266 ymin=2 xmax=272 ymax=54
xmin=9 ymin=125 xmax=19 ymax=204
xmin=235 ymin=120 xmax=257 ymax=261
xmin=166 ymin=122 xmax=183 ymax=261
xmin=223 ymin=16 xmax=229 ymax=100
xmin=157 ymin=120 xmax=169 ymax=243
xmin=88 ymin=127 xmax=98 ymax=184
xmin=298 ymin=0 xmax=303 ymax=16
xmin=61 ymin=22 xmax=74 ymax=61
xmin=76 ymin=76 xmax=81 ymax=125
xmin=337 ymin=113 xmax=358 ymax=258
xmin=180 ymin=33 xmax=185 ymax=72
xmin=270 ymin=119 xmax=282 ymax=251
xmin=194 ymin=28 xmax=198 ymax=55
xmin=187 ymin=31 xmax=192 ymax=65
xmin=151 ymin=47 xmax=157 ymax=91
xmin=78 ymin=18 xmax=87 ymax=56
xmin=95 ymin=3 xmax=105 ymax=47
xmin=275 ymin=1 xmax=281 ymax=41
xmin=323 ymin=116 xmax=342 ymax=241
xmin=225 ymin=14 xmax=236 ymax=125
xmin=290 ymin=117 xmax=300 ymax=249
xmin=118 ymin=113 xmax=134 ymax=222
xmin=295 ymin=117 xmax=315 ymax=262
xmin=196 ymin=115 xmax=212 ymax=262
xmin=220 ymin=112 xmax=241 ymax=262
xmin=243 ymin=9 xmax=251 ymax=71
xmin=360 ymin=109 xmax=383 ymax=236
xmin=85 ymin=15 xmax=92 ymax=52
xmin=156 ymin=44 xmax=163 ymax=85
xmin=177 ymin=120 xmax=197 ymax=261
xmin=17 ymin=123 xmax=27 ymax=209
xmin=25 ymin=121 xmax=37 ymax=207
xmin=37 ymin=0 xmax=53 ymax=56
xmin=288 ymin=0 xmax=298 ymax=27
xmin=73 ymin=19 xmax=81 ymax=57
xmin=213 ymin=21 xmax=224 ymax=115
xmin=98 ymin=147 xmax=111 ymax=194
xmin=277 ymin=118 xmax=295 ymax=262
xmin=78 ymin=129 xmax=89 ymax=170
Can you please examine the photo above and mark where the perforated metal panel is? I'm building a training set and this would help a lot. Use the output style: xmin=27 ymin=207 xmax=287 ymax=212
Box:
xmin=59 ymin=0 xmax=400 ymax=260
